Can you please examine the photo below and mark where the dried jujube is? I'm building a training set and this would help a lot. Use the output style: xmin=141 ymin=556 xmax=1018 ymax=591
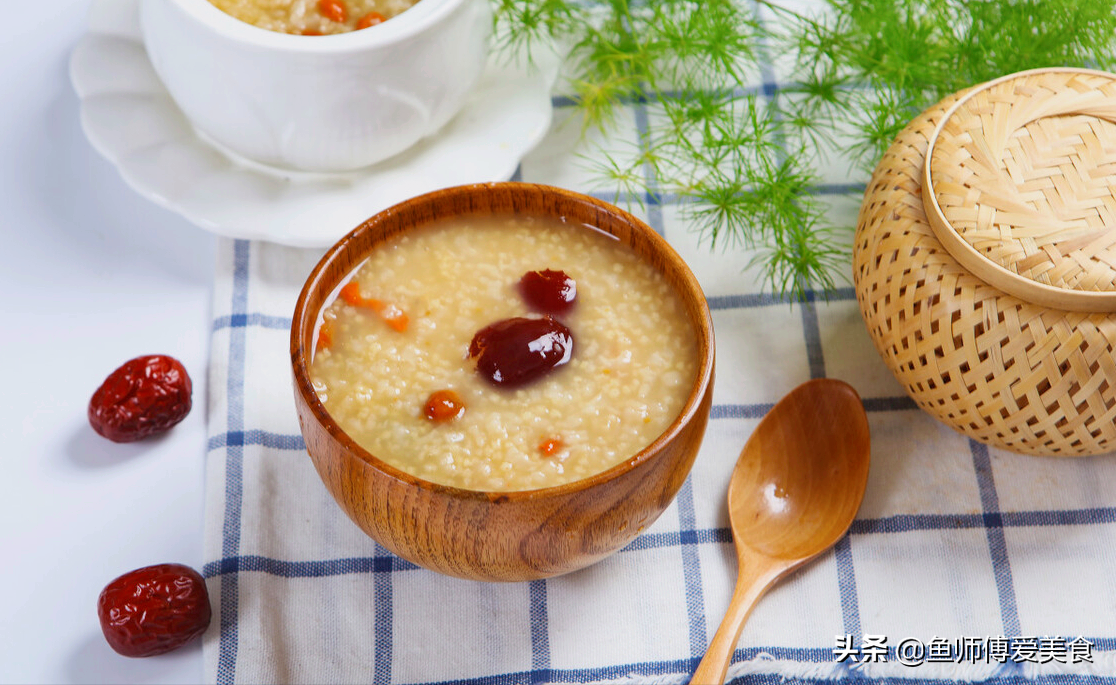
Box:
xmin=469 ymin=316 xmax=573 ymax=387
xmin=97 ymin=563 xmax=211 ymax=658
xmin=519 ymin=269 xmax=576 ymax=314
xmin=88 ymin=355 xmax=192 ymax=443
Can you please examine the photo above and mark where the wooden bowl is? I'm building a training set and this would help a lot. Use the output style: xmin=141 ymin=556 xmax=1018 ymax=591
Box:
xmin=290 ymin=182 xmax=716 ymax=581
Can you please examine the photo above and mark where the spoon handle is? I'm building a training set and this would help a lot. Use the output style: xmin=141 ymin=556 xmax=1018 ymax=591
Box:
xmin=689 ymin=562 xmax=780 ymax=684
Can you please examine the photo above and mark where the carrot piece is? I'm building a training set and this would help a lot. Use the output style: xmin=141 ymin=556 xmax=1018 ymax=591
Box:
xmin=357 ymin=12 xmax=385 ymax=29
xmin=316 ymin=319 xmax=334 ymax=353
xmin=338 ymin=281 xmax=408 ymax=332
xmin=318 ymin=0 xmax=347 ymax=23
xmin=340 ymin=281 xmax=363 ymax=306
xmin=538 ymin=437 xmax=563 ymax=456
xmin=373 ymin=301 xmax=409 ymax=332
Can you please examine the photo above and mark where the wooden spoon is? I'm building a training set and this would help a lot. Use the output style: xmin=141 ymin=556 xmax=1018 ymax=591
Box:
xmin=690 ymin=378 xmax=871 ymax=684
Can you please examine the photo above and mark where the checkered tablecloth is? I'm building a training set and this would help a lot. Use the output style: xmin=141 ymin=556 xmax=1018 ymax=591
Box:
xmin=201 ymin=3 xmax=1116 ymax=684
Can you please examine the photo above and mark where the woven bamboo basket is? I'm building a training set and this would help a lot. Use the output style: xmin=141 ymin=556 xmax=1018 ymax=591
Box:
xmin=854 ymin=68 xmax=1116 ymax=456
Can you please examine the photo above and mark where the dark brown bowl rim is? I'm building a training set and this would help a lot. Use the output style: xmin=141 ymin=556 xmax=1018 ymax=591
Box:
xmin=290 ymin=182 xmax=715 ymax=503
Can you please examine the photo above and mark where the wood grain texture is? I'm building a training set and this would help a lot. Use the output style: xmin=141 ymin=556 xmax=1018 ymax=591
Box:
xmin=690 ymin=379 xmax=870 ymax=684
xmin=291 ymin=182 xmax=716 ymax=581
xmin=854 ymin=69 xmax=1116 ymax=456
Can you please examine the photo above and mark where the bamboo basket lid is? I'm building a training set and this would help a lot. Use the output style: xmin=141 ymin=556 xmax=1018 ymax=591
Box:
xmin=924 ymin=68 xmax=1116 ymax=312
xmin=854 ymin=67 xmax=1116 ymax=457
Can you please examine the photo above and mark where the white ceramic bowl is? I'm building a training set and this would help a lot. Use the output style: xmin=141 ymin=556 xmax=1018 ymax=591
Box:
xmin=140 ymin=0 xmax=491 ymax=172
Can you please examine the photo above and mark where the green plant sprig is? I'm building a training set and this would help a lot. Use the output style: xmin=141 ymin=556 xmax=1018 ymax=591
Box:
xmin=495 ymin=0 xmax=1116 ymax=302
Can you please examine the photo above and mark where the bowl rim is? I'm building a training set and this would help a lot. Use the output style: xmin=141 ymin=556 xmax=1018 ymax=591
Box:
xmin=151 ymin=0 xmax=469 ymax=53
xmin=290 ymin=182 xmax=716 ymax=502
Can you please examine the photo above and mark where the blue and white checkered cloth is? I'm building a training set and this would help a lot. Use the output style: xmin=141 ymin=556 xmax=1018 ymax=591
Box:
xmin=201 ymin=3 xmax=1116 ymax=683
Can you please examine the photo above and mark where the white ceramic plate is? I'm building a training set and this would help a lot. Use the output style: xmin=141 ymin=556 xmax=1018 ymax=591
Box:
xmin=70 ymin=0 xmax=559 ymax=247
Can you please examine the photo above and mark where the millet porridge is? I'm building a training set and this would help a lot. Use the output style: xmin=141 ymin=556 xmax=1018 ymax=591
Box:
xmin=208 ymin=0 xmax=420 ymax=34
xmin=309 ymin=215 xmax=699 ymax=491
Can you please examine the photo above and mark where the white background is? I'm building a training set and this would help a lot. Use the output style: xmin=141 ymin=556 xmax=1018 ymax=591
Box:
xmin=1 ymin=2 xmax=212 ymax=682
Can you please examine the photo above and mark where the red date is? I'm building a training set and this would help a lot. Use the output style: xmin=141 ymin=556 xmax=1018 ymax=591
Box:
xmin=97 ymin=563 xmax=211 ymax=658
xmin=469 ymin=316 xmax=573 ymax=387
xmin=519 ymin=269 xmax=577 ymax=314
xmin=88 ymin=355 xmax=192 ymax=443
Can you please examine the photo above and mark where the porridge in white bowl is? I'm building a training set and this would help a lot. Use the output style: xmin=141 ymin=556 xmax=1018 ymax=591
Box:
xmin=208 ymin=0 xmax=421 ymax=34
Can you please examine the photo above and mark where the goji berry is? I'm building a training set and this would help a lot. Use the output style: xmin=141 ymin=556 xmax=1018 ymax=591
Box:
xmin=424 ymin=389 xmax=465 ymax=422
